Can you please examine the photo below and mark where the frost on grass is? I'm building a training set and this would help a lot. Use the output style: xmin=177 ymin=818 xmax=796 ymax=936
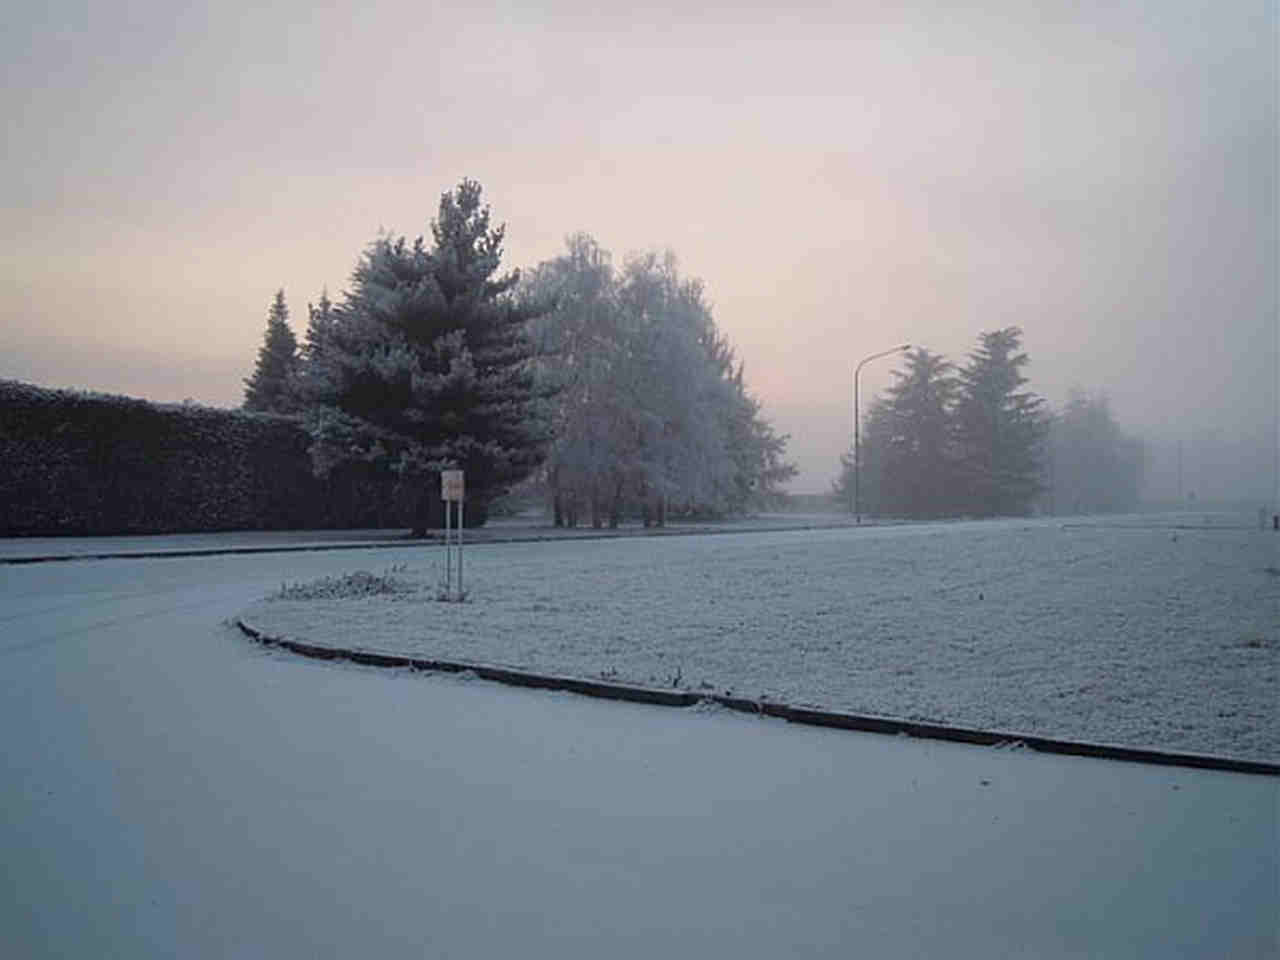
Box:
xmin=242 ymin=520 xmax=1280 ymax=761
xmin=271 ymin=565 xmax=418 ymax=601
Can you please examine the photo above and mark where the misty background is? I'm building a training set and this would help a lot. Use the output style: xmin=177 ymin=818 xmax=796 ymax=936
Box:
xmin=2 ymin=1 xmax=1275 ymax=501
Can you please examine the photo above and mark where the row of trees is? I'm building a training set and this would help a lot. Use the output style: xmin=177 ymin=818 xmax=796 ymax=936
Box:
xmin=521 ymin=234 xmax=794 ymax=527
xmin=833 ymin=329 xmax=1143 ymax=518
xmin=242 ymin=180 xmax=794 ymax=531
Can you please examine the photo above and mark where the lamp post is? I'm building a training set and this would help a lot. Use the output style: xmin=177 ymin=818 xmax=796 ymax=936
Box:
xmin=853 ymin=343 xmax=911 ymax=523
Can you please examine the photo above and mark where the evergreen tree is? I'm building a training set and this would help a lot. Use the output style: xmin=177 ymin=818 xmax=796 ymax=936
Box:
xmin=302 ymin=179 xmax=549 ymax=533
xmin=952 ymin=327 xmax=1047 ymax=515
xmin=302 ymin=289 xmax=335 ymax=362
xmin=876 ymin=348 xmax=958 ymax=517
xmin=832 ymin=397 xmax=892 ymax=516
xmin=243 ymin=289 xmax=300 ymax=413
xmin=291 ymin=290 xmax=335 ymax=411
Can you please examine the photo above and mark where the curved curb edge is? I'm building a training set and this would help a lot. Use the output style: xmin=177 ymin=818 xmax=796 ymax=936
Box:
xmin=233 ymin=618 xmax=1280 ymax=778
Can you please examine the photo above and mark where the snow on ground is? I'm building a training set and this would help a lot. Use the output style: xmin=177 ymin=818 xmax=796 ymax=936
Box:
xmin=2 ymin=537 xmax=1280 ymax=957
xmin=2 ymin=546 xmax=1276 ymax=958
xmin=242 ymin=515 xmax=1280 ymax=761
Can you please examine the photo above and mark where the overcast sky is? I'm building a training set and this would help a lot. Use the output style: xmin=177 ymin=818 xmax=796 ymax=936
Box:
xmin=2 ymin=1 xmax=1276 ymax=494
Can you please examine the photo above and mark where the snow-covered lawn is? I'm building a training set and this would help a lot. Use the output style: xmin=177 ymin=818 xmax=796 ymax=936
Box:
xmin=241 ymin=514 xmax=1280 ymax=762
xmin=242 ymin=515 xmax=1279 ymax=762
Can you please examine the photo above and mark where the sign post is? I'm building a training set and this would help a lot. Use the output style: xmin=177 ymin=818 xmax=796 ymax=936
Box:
xmin=440 ymin=470 xmax=465 ymax=600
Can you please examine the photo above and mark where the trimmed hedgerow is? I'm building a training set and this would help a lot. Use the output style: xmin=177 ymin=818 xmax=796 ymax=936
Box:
xmin=0 ymin=380 xmax=410 ymax=535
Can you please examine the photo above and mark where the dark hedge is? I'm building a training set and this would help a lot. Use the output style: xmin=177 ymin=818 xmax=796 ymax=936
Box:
xmin=0 ymin=380 xmax=413 ymax=535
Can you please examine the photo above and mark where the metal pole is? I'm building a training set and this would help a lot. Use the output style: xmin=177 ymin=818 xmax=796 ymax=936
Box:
xmin=459 ymin=498 xmax=464 ymax=598
xmin=444 ymin=490 xmax=451 ymax=593
xmin=1177 ymin=438 xmax=1183 ymax=504
xmin=853 ymin=344 xmax=912 ymax=524
xmin=854 ymin=375 xmax=860 ymax=521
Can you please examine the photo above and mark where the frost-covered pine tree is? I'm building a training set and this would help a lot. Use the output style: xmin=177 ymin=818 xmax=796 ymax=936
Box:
xmin=302 ymin=180 xmax=550 ymax=533
xmin=243 ymin=289 xmax=301 ymax=413
xmin=302 ymin=289 xmax=335 ymax=362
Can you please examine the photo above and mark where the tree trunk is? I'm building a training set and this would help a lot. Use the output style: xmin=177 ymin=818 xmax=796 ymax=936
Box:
xmin=551 ymin=466 xmax=564 ymax=527
xmin=608 ymin=476 xmax=623 ymax=529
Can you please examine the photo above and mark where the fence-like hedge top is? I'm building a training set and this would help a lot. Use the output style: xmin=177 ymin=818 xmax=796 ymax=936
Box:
xmin=0 ymin=379 xmax=406 ymax=535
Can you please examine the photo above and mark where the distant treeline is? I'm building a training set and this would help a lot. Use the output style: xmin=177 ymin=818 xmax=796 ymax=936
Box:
xmin=242 ymin=181 xmax=795 ymax=533
xmin=5 ymin=180 xmax=795 ymax=537
xmin=833 ymin=330 xmax=1144 ymax=519
xmin=0 ymin=380 xmax=412 ymax=536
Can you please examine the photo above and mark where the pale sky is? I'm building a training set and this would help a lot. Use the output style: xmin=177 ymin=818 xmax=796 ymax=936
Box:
xmin=2 ymin=1 xmax=1276 ymax=495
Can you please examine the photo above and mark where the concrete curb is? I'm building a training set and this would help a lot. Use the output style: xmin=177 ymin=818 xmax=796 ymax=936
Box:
xmin=234 ymin=619 xmax=1280 ymax=778
xmin=2 ymin=519 xmax=867 ymax=565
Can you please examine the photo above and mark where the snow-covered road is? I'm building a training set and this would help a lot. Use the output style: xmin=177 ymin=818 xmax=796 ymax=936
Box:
xmin=2 ymin=542 xmax=1276 ymax=958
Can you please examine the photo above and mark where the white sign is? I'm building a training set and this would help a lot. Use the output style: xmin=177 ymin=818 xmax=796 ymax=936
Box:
xmin=441 ymin=469 xmax=465 ymax=501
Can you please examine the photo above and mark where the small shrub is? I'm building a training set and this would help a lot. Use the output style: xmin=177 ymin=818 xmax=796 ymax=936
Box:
xmin=273 ymin=566 xmax=417 ymax=601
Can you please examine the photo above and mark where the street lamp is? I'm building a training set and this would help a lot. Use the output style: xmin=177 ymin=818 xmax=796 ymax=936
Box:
xmin=853 ymin=343 xmax=911 ymax=523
